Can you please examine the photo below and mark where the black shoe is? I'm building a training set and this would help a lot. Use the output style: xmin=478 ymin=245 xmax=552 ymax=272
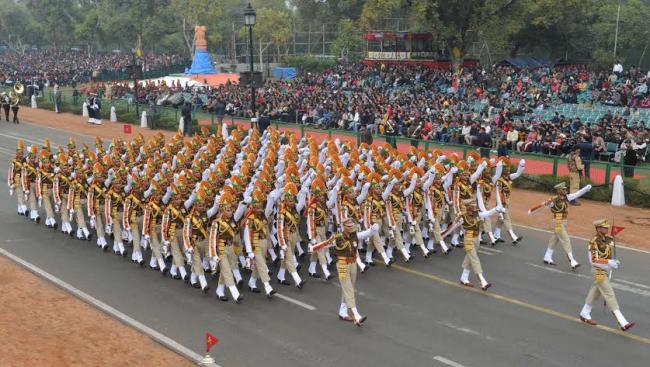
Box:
xmin=278 ymin=279 xmax=291 ymax=286
xmin=295 ymin=264 xmax=302 ymax=272
xmin=217 ymin=295 xmax=229 ymax=302
xmin=495 ymin=238 xmax=505 ymax=244
xmin=267 ymin=289 xmax=277 ymax=298
xmin=248 ymin=286 xmax=261 ymax=293
xmin=192 ymin=283 xmax=200 ymax=289
xmin=201 ymin=286 xmax=210 ymax=294
xmin=513 ymin=236 xmax=523 ymax=245
xmin=35 ymin=217 xmax=40 ymax=224
xmin=324 ymin=274 xmax=332 ymax=281
xmin=161 ymin=268 xmax=169 ymax=276
xmin=172 ymin=274 xmax=182 ymax=280
xmin=296 ymin=280 xmax=306 ymax=289
xmin=236 ymin=279 xmax=243 ymax=288
xmin=366 ymin=261 xmax=376 ymax=267
xmin=235 ymin=295 xmax=243 ymax=304
xmin=308 ymin=272 xmax=321 ymax=278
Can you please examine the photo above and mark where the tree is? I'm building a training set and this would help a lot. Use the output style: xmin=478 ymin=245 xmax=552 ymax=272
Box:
xmin=330 ymin=18 xmax=364 ymax=60
xmin=25 ymin=0 xmax=78 ymax=48
xmin=240 ymin=8 xmax=292 ymax=61
xmin=0 ymin=0 xmax=39 ymax=54
xmin=170 ymin=0 xmax=224 ymax=59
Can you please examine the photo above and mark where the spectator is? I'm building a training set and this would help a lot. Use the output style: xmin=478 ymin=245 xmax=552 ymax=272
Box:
xmin=567 ymin=145 xmax=584 ymax=205
xmin=578 ymin=137 xmax=594 ymax=178
xmin=359 ymin=126 xmax=373 ymax=145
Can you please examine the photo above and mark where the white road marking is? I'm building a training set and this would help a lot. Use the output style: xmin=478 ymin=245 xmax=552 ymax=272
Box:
xmin=433 ymin=355 xmax=467 ymax=367
xmin=479 ymin=246 xmax=503 ymax=253
xmin=526 ymin=262 xmax=650 ymax=297
xmin=514 ymin=223 xmax=650 ymax=254
xmin=0 ymin=248 xmax=220 ymax=367
xmin=275 ymin=293 xmax=317 ymax=310
xmin=477 ymin=250 xmax=494 ymax=256
xmin=526 ymin=262 xmax=590 ymax=279
xmin=438 ymin=321 xmax=495 ymax=341
xmin=615 ymin=278 xmax=650 ymax=290
xmin=0 ymin=132 xmax=43 ymax=146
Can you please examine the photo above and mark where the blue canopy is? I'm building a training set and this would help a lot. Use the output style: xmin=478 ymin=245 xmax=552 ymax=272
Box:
xmin=185 ymin=49 xmax=216 ymax=75
xmin=497 ymin=57 xmax=551 ymax=69
xmin=272 ymin=67 xmax=296 ymax=80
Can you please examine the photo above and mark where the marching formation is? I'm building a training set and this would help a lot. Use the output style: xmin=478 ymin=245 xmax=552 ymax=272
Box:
xmin=5 ymin=124 xmax=633 ymax=330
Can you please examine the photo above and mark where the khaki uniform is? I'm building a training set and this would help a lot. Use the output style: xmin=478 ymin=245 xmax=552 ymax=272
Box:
xmin=568 ymin=153 xmax=583 ymax=194
xmin=277 ymin=203 xmax=299 ymax=273
xmin=547 ymin=195 xmax=572 ymax=254
xmin=495 ymin=177 xmax=514 ymax=235
xmin=244 ymin=213 xmax=271 ymax=283
xmin=333 ymin=232 xmax=359 ymax=309
xmin=584 ymin=234 xmax=619 ymax=311
xmin=461 ymin=212 xmax=483 ymax=275
xmin=210 ymin=218 xmax=237 ymax=287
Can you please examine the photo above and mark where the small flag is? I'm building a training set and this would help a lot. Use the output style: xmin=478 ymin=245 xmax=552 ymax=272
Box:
xmin=123 ymin=124 xmax=132 ymax=134
xmin=611 ymin=225 xmax=625 ymax=237
xmin=206 ymin=332 xmax=219 ymax=353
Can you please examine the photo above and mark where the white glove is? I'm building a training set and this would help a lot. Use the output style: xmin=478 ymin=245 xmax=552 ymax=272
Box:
xmin=519 ymin=159 xmax=526 ymax=167
xmin=105 ymin=225 xmax=112 ymax=234
xmin=371 ymin=223 xmax=379 ymax=234
xmin=244 ymin=195 xmax=252 ymax=204
xmin=55 ymin=204 xmax=60 ymax=213
xmin=38 ymin=198 xmax=42 ymax=207
xmin=390 ymin=178 xmax=399 ymax=185
xmin=9 ymin=188 xmax=14 ymax=196
xmin=481 ymin=161 xmax=488 ymax=169
xmin=428 ymin=222 xmax=435 ymax=232
xmin=209 ymin=256 xmax=219 ymax=271
xmin=450 ymin=167 xmax=458 ymax=174
xmin=496 ymin=205 xmax=506 ymax=213
xmin=247 ymin=252 xmax=255 ymax=259
xmin=161 ymin=242 xmax=170 ymax=256
xmin=184 ymin=249 xmax=193 ymax=264
xmin=608 ymin=259 xmax=620 ymax=269
xmin=69 ymin=209 xmax=75 ymax=218
xmin=90 ymin=216 xmax=96 ymax=229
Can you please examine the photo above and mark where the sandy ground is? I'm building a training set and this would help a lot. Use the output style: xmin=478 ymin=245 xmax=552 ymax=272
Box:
xmin=0 ymin=257 xmax=194 ymax=367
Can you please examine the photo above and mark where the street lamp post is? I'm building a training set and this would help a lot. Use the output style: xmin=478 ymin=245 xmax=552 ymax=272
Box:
xmin=244 ymin=3 xmax=256 ymax=127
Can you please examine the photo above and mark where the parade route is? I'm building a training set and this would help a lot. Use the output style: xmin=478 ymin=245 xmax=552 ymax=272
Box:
xmin=1 ymin=122 xmax=649 ymax=367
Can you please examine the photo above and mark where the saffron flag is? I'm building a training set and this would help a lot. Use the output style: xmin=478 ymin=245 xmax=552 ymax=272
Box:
xmin=206 ymin=332 xmax=219 ymax=353
xmin=611 ymin=225 xmax=625 ymax=237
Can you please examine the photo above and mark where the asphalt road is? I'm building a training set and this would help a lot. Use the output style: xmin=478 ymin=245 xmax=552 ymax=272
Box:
xmin=1 ymin=121 xmax=649 ymax=367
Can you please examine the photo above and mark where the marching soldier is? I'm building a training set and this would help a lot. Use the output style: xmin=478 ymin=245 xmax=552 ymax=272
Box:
xmin=142 ymin=179 xmax=168 ymax=273
xmin=311 ymin=218 xmax=379 ymax=327
xmin=242 ymin=188 xmax=277 ymax=296
xmin=87 ymin=160 xmax=108 ymax=249
xmin=579 ymin=219 xmax=635 ymax=331
xmin=182 ymin=181 xmax=211 ymax=292
xmin=275 ymin=182 xmax=305 ymax=288
xmin=37 ymin=148 xmax=57 ymax=229
xmin=104 ymin=166 xmax=128 ymax=256
xmin=8 ymin=140 xmax=27 ymax=216
xmin=161 ymin=175 xmax=189 ymax=281
xmin=493 ymin=157 xmax=525 ymax=244
xmin=528 ymin=182 xmax=592 ymax=269
xmin=22 ymin=145 xmax=40 ymax=223
xmin=358 ymin=172 xmax=393 ymax=266
xmin=458 ymin=198 xmax=504 ymax=290
xmin=208 ymin=190 xmax=243 ymax=302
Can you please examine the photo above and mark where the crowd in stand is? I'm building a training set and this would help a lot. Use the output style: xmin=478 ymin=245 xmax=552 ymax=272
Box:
xmin=0 ymin=49 xmax=185 ymax=87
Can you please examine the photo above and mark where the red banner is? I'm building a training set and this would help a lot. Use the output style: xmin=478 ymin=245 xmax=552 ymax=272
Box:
xmin=123 ymin=124 xmax=132 ymax=134
xmin=611 ymin=225 xmax=625 ymax=237
xmin=206 ymin=332 xmax=218 ymax=353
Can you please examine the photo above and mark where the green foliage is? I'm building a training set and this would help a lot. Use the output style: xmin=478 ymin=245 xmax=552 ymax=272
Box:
xmin=329 ymin=18 xmax=364 ymax=60
xmin=282 ymin=55 xmax=336 ymax=73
